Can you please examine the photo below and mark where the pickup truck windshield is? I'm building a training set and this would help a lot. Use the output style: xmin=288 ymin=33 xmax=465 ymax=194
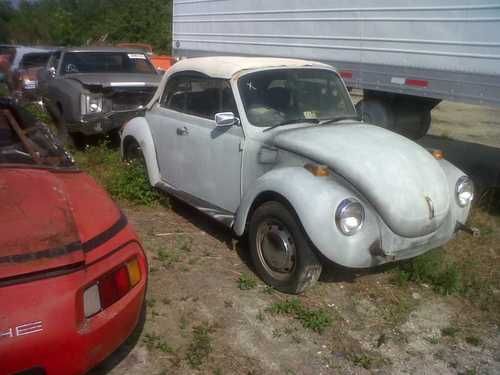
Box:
xmin=238 ymin=69 xmax=356 ymax=128
xmin=61 ymin=52 xmax=156 ymax=75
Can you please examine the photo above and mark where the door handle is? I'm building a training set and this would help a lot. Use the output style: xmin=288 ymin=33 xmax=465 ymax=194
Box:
xmin=176 ymin=126 xmax=189 ymax=136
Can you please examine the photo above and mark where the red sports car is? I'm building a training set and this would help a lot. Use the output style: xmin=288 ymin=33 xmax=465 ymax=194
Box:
xmin=0 ymin=98 xmax=148 ymax=375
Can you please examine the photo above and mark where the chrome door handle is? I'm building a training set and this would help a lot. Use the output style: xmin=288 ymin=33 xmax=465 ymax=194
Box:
xmin=176 ymin=126 xmax=189 ymax=136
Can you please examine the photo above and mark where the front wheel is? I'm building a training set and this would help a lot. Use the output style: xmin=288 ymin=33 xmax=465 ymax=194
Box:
xmin=248 ymin=201 xmax=322 ymax=294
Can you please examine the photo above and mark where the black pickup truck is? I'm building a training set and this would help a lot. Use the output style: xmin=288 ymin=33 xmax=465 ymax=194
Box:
xmin=39 ymin=47 xmax=161 ymax=143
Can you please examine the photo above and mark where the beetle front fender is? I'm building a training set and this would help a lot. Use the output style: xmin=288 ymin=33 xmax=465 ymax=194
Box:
xmin=121 ymin=117 xmax=161 ymax=187
xmin=234 ymin=167 xmax=382 ymax=267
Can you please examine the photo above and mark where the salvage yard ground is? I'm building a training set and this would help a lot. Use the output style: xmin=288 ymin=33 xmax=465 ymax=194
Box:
xmin=19 ymin=95 xmax=500 ymax=374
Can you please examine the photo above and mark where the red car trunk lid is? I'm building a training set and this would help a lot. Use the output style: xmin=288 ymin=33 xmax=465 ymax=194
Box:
xmin=0 ymin=168 xmax=122 ymax=281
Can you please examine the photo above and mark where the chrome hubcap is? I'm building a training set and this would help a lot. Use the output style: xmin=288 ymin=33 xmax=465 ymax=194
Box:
xmin=256 ymin=219 xmax=296 ymax=279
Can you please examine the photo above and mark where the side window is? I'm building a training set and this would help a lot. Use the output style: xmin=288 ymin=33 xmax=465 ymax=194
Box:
xmin=185 ymin=77 xmax=220 ymax=119
xmin=48 ymin=52 xmax=61 ymax=72
xmin=161 ymin=76 xmax=189 ymax=112
xmin=161 ymin=75 xmax=239 ymax=120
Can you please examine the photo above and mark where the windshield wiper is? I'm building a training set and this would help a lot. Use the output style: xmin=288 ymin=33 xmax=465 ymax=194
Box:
xmin=319 ymin=115 xmax=359 ymax=125
xmin=263 ymin=118 xmax=319 ymax=132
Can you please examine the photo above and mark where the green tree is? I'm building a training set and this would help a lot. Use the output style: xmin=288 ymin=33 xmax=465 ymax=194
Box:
xmin=4 ymin=0 xmax=172 ymax=53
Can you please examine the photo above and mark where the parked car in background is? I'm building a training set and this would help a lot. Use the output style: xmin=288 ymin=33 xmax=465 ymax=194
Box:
xmin=116 ymin=43 xmax=176 ymax=72
xmin=0 ymin=97 xmax=148 ymax=374
xmin=122 ymin=57 xmax=475 ymax=294
xmin=38 ymin=47 xmax=161 ymax=143
xmin=0 ymin=45 xmax=55 ymax=101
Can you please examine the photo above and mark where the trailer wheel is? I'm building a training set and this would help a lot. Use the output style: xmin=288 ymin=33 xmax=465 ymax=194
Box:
xmin=409 ymin=111 xmax=431 ymax=139
xmin=355 ymin=99 xmax=394 ymax=130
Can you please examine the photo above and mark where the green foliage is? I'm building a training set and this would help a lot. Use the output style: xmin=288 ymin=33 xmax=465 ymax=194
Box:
xmin=74 ymin=141 xmax=164 ymax=206
xmin=186 ymin=323 xmax=214 ymax=369
xmin=393 ymin=249 xmax=462 ymax=295
xmin=5 ymin=0 xmax=173 ymax=53
xmin=143 ymin=333 xmax=173 ymax=353
xmin=268 ymin=298 xmax=332 ymax=334
xmin=237 ymin=273 xmax=257 ymax=290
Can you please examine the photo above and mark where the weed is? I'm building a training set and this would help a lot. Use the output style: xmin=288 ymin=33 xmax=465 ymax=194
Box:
xmin=268 ymin=298 xmax=332 ymax=334
xmin=213 ymin=369 xmax=223 ymax=375
xmin=465 ymin=336 xmax=481 ymax=346
xmin=162 ymin=297 xmax=172 ymax=305
xmin=179 ymin=315 xmax=189 ymax=331
xmin=147 ymin=298 xmax=156 ymax=308
xmin=263 ymin=285 xmax=275 ymax=294
xmin=441 ymin=326 xmax=460 ymax=337
xmin=143 ymin=333 xmax=173 ymax=353
xmin=158 ymin=249 xmax=179 ymax=267
xmin=256 ymin=310 xmax=264 ymax=321
xmin=238 ymin=273 xmax=257 ymax=290
xmin=348 ymin=352 xmax=389 ymax=370
xmin=186 ymin=323 xmax=214 ymax=369
xmin=349 ymin=353 xmax=374 ymax=369
xmin=425 ymin=335 xmax=440 ymax=345
xmin=393 ymin=249 xmax=462 ymax=295
xmin=73 ymin=141 xmax=165 ymax=206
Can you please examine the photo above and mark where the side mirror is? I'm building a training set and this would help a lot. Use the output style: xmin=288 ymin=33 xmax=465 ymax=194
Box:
xmin=215 ymin=112 xmax=239 ymax=127
xmin=48 ymin=67 xmax=56 ymax=78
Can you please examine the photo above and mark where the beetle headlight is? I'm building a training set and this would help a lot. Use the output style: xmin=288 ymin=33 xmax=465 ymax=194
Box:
xmin=335 ymin=198 xmax=365 ymax=236
xmin=81 ymin=94 xmax=103 ymax=115
xmin=456 ymin=176 xmax=474 ymax=207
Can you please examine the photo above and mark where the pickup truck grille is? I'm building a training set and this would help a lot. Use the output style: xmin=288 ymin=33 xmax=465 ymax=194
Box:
xmin=110 ymin=87 xmax=156 ymax=111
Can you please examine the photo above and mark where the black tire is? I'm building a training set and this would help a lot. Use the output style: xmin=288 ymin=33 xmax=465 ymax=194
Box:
xmin=355 ymin=98 xmax=394 ymax=130
xmin=248 ymin=201 xmax=322 ymax=294
xmin=124 ymin=138 xmax=145 ymax=165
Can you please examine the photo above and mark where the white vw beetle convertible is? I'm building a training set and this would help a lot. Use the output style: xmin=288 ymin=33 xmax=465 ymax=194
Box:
xmin=121 ymin=57 xmax=474 ymax=293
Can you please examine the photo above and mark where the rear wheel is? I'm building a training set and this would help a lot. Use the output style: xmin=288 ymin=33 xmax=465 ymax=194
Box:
xmin=248 ymin=201 xmax=322 ymax=294
xmin=125 ymin=139 xmax=145 ymax=164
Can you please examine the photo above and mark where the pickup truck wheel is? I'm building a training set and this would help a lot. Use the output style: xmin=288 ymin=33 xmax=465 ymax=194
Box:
xmin=249 ymin=201 xmax=322 ymax=294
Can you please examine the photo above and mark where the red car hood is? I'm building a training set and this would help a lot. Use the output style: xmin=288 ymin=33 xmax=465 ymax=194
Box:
xmin=0 ymin=168 xmax=122 ymax=281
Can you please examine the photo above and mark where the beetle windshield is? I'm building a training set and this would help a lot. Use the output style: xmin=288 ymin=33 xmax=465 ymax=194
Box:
xmin=61 ymin=52 xmax=156 ymax=75
xmin=238 ymin=68 xmax=356 ymax=128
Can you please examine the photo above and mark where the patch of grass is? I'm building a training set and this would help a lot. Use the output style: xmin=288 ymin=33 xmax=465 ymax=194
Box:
xmin=186 ymin=323 xmax=214 ymax=369
xmin=392 ymin=249 xmax=462 ymax=295
xmin=465 ymin=335 xmax=481 ymax=346
xmin=441 ymin=326 xmax=460 ymax=337
xmin=348 ymin=352 xmax=390 ymax=370
xmin=268 ymin=298 xmax=332 ymax=334
xmin=158 ymin=248 xmax=180 ymax=268
xmin=73 ymin=141 xmax=165 ymax=206
xmin=143 ymin=333 xmax=173 ymax=353
xmin=238 ymin=273 xmax=257 ymax=290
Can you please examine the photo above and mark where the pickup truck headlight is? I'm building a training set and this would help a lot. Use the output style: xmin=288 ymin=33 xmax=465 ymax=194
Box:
xmin=456 ymin=176 xmax=474 ymax=207
xmin=81 ymin=94 xmax=103 ymax=114
xmin=335 ymin=198 xmax=365 ymax=235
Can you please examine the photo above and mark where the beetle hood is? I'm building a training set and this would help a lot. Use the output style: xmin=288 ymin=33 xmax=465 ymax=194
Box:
xmin=273 ymin=122 xmax=451 ymax=237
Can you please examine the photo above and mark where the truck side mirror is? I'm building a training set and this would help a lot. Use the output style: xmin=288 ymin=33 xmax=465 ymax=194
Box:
xmin=215 ymin=112 xmax=239 ymax=127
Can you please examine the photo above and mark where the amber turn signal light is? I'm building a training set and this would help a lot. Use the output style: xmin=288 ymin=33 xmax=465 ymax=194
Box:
xmin=432 ymin=149 xmax=444 ymax=160
xmin=304 ymin=163 xmax=330 ymax=177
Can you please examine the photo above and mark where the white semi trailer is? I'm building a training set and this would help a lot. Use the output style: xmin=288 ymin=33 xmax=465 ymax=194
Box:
xmin=171 ymin=0 xmax=500 ymax=139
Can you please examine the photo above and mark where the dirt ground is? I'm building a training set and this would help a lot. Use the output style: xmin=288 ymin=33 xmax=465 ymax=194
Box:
xmin=89 ymin=102 xmax=500 ymax=375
